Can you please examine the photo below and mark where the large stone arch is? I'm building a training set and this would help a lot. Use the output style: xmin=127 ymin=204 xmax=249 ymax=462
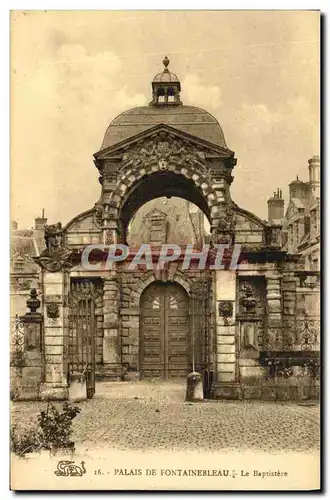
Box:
xmin=131 ymin=269 xmax=192 ymax=308
xmin=116 ymin=169 xmax=217 ymax=243
xmin=94 ymin=125 xmax=237 ymax=246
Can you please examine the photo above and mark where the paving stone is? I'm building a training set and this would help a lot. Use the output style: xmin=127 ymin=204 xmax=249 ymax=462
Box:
xmin=11 ymin=381 xmax=320 ymax=453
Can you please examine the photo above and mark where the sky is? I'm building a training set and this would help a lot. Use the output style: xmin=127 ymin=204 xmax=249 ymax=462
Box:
xmin=11 ymin=10 xmax=320 ymax=229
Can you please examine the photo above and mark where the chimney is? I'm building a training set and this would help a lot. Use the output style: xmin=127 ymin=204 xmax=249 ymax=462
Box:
xmin=267 ymin=188 xmax=284 ymax=222
xmin=34 ymin=208 xmax=48 ymax=231
xmin=308 ymin=155 xmax=320 ymax=198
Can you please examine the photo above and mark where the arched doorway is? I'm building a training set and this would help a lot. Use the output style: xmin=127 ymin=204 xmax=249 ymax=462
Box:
xmin=139 ymin=281 xmax=190 ymax=380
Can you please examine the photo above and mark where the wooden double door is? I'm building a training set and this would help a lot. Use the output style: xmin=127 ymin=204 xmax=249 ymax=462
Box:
xmin=140 ymin=282 xmax=190 ymax=380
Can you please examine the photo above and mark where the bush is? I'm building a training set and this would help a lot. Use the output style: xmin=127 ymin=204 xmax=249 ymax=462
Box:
xmin=10 ymin=423 xmax=43 ymax=456
xmin=11 ymin=402 xmax=81 ymax=456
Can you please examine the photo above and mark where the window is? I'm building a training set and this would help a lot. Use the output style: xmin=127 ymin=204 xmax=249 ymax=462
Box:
xmin=150 ymin=228 xmax=163 ymax=243
xmin=169 ymin=295 xmax=178 ymax=309
xmin=152 ymin=297 xmax=160 ymax=309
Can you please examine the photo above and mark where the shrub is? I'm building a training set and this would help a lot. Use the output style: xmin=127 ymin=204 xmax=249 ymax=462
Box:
xmin=37 ymin=402 xmax=81 ymax=449
xmin=10 ymin=423 xmax=43 ymax=456
xmin=11 ymin=402 xmax=81 ymax=456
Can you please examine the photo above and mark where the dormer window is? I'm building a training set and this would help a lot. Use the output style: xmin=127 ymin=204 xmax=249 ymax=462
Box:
xmin=144 ymin=209 xmax=168 ymax=246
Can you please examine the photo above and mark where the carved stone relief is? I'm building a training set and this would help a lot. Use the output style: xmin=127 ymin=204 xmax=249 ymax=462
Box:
xmin=237 ymin=277 xmax=266 ymax=351
xmin=212 ymin=205 xmax=236 ymax=245
xmin=46 ymin=303 xmax=60 ymax=319
xmin=120 ymin=131 xmax=208 ymax=172
xmin=218 ymin=301 xmax=234 ymax=325
xmin=34 ymin=223 xmax=74 ymax=273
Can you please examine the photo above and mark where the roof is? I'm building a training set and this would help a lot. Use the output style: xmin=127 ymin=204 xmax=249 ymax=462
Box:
xmin=291 ymin=198 xmax=305 ymax=209
xmin=153 ymin=71 xmax=179 ymax=83
xmin=101 ymin=105 xmax=228 ymax=150
xmin=11 ymin=233 xmax=38 ymax=259
xmin=298 ymin=230 xmax=310 ymax=249
xmin=11 ymin=229 xmax=46 ymax=273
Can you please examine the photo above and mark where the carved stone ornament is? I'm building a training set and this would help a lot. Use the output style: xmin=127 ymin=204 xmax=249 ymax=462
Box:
xmin=218 ymin=301 xmax=234 ymax=324
xmin=241 ymin=283 xmax=257 ymax=314
xmin=121 ymin=132 xmax=207 ymax=171
xmin=46 ymin=303 xmax=60 ymax=319
xmin=213 ymin=205 xmax=236 ymax=245
xmin=93 ymin=202 xmax=118 ymax=231
xmin=94 ymin=204 xmax=104 ymax=229
xmin=34 ymin=222 xmax=74 ymax=272
xmin=105 ymin=229 xmax=115 ymax=245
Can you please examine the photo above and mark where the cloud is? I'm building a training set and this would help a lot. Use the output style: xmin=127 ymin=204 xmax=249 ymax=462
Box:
xmin=232 ymin=97 xmax=318 ymax=152
xmin=182 ymin=74 xmax=222 ymax=113
xmin=11 ymin=42 xmax=148 ymax=227
xmin=235 ymin=103 xmax=283 ymax=136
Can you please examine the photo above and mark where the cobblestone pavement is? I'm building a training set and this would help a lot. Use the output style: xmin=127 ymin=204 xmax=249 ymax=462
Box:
xmin=11 ymin=381 xmax=320 ymax=453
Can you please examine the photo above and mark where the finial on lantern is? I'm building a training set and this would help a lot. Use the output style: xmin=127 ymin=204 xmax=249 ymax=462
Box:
xmin=163 ymin=56 xmax=170 ymax=71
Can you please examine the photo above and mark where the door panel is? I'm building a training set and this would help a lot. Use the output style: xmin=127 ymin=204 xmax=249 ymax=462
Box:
xmin=140 ymin=282 xmax=189 ymax=380
xmin=166 ymin=289 xmax=189 ymax=379
xmin=140 ymin=283 xmax=164 ymax=379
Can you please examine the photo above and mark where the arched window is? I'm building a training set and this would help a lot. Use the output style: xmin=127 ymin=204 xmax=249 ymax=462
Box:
xmin=169 ymin=295 xmax=178 ymax=309
xmin=152 ymin=297 xmax=160 ymax=309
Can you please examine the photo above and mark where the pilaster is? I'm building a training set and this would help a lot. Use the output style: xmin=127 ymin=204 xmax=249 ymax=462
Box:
xmin=102 ymin=271 xmax=121 ymax=378
xmin=39 ymin=271 xmax=68 ymax=400
xmin=212 ymin=270 xmax=241 ymax=399
xmin=265 ymin=274 xmax=282 ymax=349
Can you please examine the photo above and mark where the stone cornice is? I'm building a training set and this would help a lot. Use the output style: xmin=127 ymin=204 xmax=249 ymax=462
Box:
xmin=94 ymin=123 xmax=235 ymax=162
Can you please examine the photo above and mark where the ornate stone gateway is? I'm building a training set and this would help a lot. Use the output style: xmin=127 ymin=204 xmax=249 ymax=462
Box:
xmin=140 ymin=282 xmax=189 ymax=380
xmin=25 ymin=58 xmax=319 ymax=402
xmin=68 ymin=279 xmax=103 ymax=398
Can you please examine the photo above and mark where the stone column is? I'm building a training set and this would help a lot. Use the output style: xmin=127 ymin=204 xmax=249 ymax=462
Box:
xmin=265 ymin=274 xmax=282 ymax=349
xmin=102 ymin=272 xmax=121 ymax=379
xmin=212 ymin=270 xmax=241 ymax=399
xmin=39 ymin=271 xmax=68 ymax=400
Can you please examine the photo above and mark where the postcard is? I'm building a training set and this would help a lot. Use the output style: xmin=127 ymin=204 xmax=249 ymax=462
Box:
xmin=10 ymin=10 xmax=320 ymax=491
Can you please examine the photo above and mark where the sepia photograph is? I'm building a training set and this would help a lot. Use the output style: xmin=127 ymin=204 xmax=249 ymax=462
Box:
xmin=9 ymin=9 xmax=320 ymax=491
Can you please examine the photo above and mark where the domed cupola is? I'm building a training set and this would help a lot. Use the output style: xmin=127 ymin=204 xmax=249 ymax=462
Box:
xmin=150 ymin=56 xmax=182 ymax=106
